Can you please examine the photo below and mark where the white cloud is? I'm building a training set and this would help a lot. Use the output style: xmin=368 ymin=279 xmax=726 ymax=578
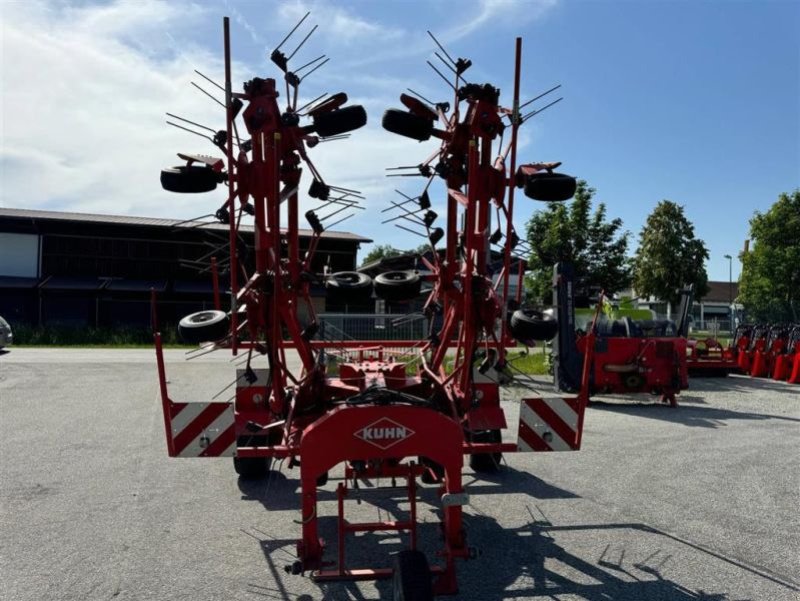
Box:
xmin=439 ymin=0 xmax=559 ymax=43
xmin=0 ymin=0 xmax=559 ymax=254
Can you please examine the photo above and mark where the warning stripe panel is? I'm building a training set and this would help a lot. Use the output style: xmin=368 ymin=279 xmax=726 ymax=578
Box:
xmin=517 ymin=397 xmax=581 ymax=453
xmin=168 ymin=401 xmax=235 ymax=457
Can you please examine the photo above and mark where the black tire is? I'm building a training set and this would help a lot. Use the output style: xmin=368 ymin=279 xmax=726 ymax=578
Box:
xmin=469 ymin=429 xmax=502 ymax=473
xmin=524 ymin=172 xmax=577 ymax=202
xmin=393 ymin=550 xmax=433 ymax=601
xmin=326 ymin=271 xmax=373 ymax=301
xmin=313 ymin=105 xmax=367 ymax=137
xmin=160 ymin=165 xmax=220 ymax=193
xmin=419 ymin=457 xmax=444 ymax=484
xmin=509 ymin=309 xmax=558 ymax=342
xmin=233 ymin=457 xmax=271 ymax=480
xmin=374 ymin=270 xmax=421 ymax=301
xmin=178 ymin=310 xmax=230 ymax=344
xmin=382 ymin=109 xmax=434 ymax=142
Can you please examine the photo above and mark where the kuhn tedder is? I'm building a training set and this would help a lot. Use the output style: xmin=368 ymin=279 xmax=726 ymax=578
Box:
xmin=153 ymin=15 xmax=584 ymax=599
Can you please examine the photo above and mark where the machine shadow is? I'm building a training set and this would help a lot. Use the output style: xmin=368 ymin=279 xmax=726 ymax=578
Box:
xmin=240 ymin=479 xmax=775 ymax=601
xmin=588 ymin=400 xmax=800 ymax=428
xmin=455 ymin=513 xmax=744 ymax=601
xmin=694 ymin=374 xmax=800 ymax=395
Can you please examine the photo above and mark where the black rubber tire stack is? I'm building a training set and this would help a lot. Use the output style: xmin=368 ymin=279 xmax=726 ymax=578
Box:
xmin=325 ymin=271 xmax=373 ymax=302
xmin=373 ymin=270 xmax=421 ymax=301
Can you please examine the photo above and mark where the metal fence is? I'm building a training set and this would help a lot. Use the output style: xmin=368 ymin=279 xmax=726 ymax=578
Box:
xmin=315 ymin=313 xmax=430 ymax=343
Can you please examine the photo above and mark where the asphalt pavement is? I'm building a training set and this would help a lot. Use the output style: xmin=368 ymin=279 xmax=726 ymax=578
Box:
xmin=1 ymin=347 xmax=798 ymax=600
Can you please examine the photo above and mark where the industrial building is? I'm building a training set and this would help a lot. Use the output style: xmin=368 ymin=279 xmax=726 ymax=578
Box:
xmin=0 ymin=208 xmax=370 ymax=329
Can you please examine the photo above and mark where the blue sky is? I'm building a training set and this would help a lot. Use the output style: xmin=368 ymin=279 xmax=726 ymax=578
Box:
xmin=2 ymin=0 xmax=798 ymax=281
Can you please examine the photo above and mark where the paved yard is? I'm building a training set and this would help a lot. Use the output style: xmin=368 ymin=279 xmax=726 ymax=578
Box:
xmin=1 ymin=348 xmax=798 ymax=600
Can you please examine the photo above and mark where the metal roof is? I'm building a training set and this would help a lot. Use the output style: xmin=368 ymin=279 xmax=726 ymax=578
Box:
xmin=0 ymin=207 xmax=371 ymax=242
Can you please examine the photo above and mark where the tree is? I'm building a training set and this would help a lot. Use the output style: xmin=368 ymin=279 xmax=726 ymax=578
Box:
xmin=738 ymin=189 xmax=800 ymax=322
xmin=360 ymin=244 xmax=402 ymax=266
xmin=632 ymin=200 xmax=709 ymax=307
xmin=524 ymin=180 xmax=631 ymax=303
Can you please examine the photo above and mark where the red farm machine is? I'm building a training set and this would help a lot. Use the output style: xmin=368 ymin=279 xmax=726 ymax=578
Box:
xmin=153 ymin=14 xmax=585 ymax=599
xmin=685 ymin=322 xmax=800 ymax=383
xmin=552 ymin=268 xmax=691 ymax=406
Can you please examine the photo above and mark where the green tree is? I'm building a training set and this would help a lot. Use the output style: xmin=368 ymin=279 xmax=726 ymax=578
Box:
xmin=359 ymin=244 xmax=402 ymax=266
xmin=738 ymin=189 xmax=800 ymax=322
xmin=632 ymin=200 xmax=709 ymax=306
xmin=524 ymin=180 xmax=631 ymax=303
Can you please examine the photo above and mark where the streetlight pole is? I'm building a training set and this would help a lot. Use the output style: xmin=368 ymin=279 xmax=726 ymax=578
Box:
xmin=723 ymin=254 xmax=733 ymax=333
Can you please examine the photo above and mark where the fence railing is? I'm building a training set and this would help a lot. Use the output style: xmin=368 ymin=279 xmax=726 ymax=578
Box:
xmin=315 ymin=313 xmax=430 ymax=343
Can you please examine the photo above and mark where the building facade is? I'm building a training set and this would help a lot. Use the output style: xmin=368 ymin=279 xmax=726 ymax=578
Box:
xmin=0 ymin=208 xmax=370 ymax=329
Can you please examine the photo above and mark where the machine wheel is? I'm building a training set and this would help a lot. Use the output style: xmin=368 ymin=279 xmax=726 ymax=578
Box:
xmin=160 ymin=165 xmax=220 ymax=193
xmin=419 ymin=457 xmax=444 ymax=484
xmin=469 ymin=429 xmax=502 ymax=473
xmin=382 ymin=109 xmax=434 ymax=142
xmin=523 ymin=172 xmax=576 ymax=202
xmin=392 ymin=550 xmax=434 ymax=601
xmin=509 ymin=309 xmax=558 ymax=342
xmin=233 ymin=457 xmax=272 ymax=480
xmin=374 ymin=271 xmax=422 ymax=301
xmin=313 ymin=105 xmax=367 ymax=137
xmin=178 ymin=310 xmax=230 ymax=344
xmin=326 ymin=271 xmax=373 ymax=301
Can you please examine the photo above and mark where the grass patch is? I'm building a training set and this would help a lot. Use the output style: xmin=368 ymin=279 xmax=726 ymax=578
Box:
xmin=11 ymin=324 xmax=188 ymax=347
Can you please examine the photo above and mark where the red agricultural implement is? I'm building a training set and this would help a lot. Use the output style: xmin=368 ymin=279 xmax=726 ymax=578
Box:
xmin=553 ymin=272 xmax=691 ymax=407
xmin=685 ymin=324 xmax=747 ymax=376
xmin=153 ymin=14 xmax=585 ymax=599
xmin=772 ymin=325 xmax=800 ymax=383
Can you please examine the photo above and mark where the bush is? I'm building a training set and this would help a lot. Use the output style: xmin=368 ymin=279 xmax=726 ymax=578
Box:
xmin=11 ymin=323 xmax=185 ymax=346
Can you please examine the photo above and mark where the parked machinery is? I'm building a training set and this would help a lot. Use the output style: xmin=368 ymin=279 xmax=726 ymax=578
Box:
xmin=685 ymin=324 xmax=750 ymax=376
xmin=738 ymin=323 xmax=770 ymax=374
xmin=772 ymin=324 xmax=800 ymax=383
xmin=553 ymin=264 xmax=690 ymax=407
xmin=153 ymin=14 xmax=586 ymax=599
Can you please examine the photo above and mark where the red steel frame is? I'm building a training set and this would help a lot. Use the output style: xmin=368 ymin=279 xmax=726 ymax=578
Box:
xmin=153 ymin=16 xmax=587 ymax=596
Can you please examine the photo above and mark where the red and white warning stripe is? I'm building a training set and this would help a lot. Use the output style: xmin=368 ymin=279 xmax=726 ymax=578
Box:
xmin=168 ymin=401 xmax=236 ymax=457
xmin=517 ymin=397 xmax=581 ymax=452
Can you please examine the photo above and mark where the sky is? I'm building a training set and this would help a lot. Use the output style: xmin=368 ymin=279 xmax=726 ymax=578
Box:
xmin=1 ymin=0 xmax=798 ymax=282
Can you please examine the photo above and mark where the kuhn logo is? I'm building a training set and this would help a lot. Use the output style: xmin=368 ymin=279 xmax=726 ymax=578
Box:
xmin=355 ymin=418 xmax=415 ymax=450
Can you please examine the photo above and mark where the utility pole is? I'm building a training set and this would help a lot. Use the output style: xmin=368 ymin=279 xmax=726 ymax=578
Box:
xmin=723 ymin=254 xmax=733 ymax=333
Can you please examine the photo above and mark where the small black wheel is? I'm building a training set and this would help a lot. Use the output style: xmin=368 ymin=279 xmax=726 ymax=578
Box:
xmin=374 ymin=270 xmax=421 ymax=301
xmin=178 ymin=310 xmax=230 ymax=344
xmin=393 ymin=550 xmax=433 ymax=601
xmin=509 ymin=309 xmax=558 ymax=342
xmin=469 ymin=429 xmax=502 ymax=473
xmin=419 ymin=457 xmax=444 ymax=484
xmin=326 ymin=271 xmax=373 ymax=301
xmin=382 ymin=109 xmax=434 ymax=142
xmin=313 ymin=105 xmax=367 ymax=137
xmin=233 ymin=457 xmax=272 ymax=480
xmin=523 ymin=172 xmax=577 ymax=202
xmin=160 ymin=165 xmax=221 ymax=193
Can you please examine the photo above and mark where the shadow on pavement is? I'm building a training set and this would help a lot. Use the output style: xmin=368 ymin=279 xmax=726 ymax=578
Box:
xmin=588 ymin=401 xmax=800 ymax=429
xmin=236 ymin=462 xmax=800 ymax=599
